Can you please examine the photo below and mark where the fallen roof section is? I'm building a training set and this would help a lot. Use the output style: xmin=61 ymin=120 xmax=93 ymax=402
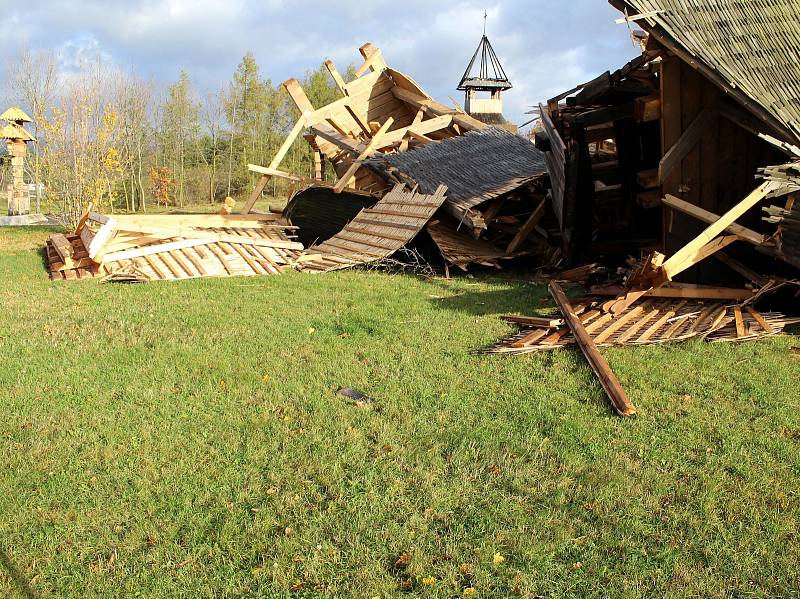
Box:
xmin=300 ymin=183 xmax=448 ymax=272
xmin=365 ymin=127 xmax=548 ymax=230
xmin=426 ymin=217 xmax=510 ymax=271
xmin=240 ymin=43 xmax=486 ymax=213
xmin=486 ymin=295 xmax=796 ymax=354
xmin=47 ymin=209 xmax=305 ymax=282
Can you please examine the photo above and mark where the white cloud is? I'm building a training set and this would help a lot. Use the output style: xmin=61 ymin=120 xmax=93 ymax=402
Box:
xmin=1 ymin=0 xmax=641 ymax=125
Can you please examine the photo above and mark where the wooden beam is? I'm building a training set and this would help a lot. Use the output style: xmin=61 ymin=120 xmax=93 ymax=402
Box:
xmin=501 ymin=315 xmax=564 ymax=328
xmin=325 ymin=118 xmax=351 ymax=137
xmin=661 ymin=194 xmax=768 ymax=246
xmin=344 ymin=104 xmax=372 ymax=137
xmin=714 ymin=251 xmax=768 ymax=286
xmin=660 ymin=181 xmax=778 ymax=278
xmin=333 ymin=117 xmax=394 ymax=193
xmin=406 ymin=130 xmax=433 ymax=145
xmin=75 ymin=203 xmax=94 ymax=234
xmin=634 ymin=94 xmax=661 ymax=122
xmin=309 ymin=126 xmax=363 ymax=156
xmin=113 ymin=225 xmax=303 ymax=251
xmin=247 ymin=164 xmax=303 ymax=182
xmin=282 ymin=78 xmax=314 ymax=116
xmin=663 ymin=234 xmax=739 ymax=278
xmin=506 ymin=198 xmax=547 ymax=253
xmin=301 ymin=71 xmax=383 ymax=127
xmin=49 ymin=233 xmax=76 ymax=269
xmin=658 ymin=107 xmax=716 ymax=184
xmin=747 ymin=308 xmax=774 ymax=334
xmin=241 ymin=116 xmax=307 ymax=214
xmin=355 ymin=43 xmax=386 ymax=76
xmin=591 ymin=283 xmax=755 ymax=301
xmin=88 ymin=218 xmax=118 ymax=261
xmin=390 ymin=86 xmax=486 ymax=131
xmin=549 ymin=281 xmax=637 ymax=417
xmin=324 ymin=59 xmax=348 ymax=95
xmin=111 ymin=214 xmax=283 ymax=228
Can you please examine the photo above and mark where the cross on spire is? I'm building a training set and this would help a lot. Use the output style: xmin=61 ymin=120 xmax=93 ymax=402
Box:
xmin=457 ymin=14 xmax=512 ymax=92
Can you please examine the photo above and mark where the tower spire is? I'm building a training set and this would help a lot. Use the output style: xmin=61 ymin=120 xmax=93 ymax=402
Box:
xmin=456 ymin=13 xmax=512 ymax=127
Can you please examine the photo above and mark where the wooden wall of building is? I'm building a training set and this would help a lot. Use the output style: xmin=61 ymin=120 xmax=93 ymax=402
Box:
xmin=659 ymin=54 xmax=785 ymax=280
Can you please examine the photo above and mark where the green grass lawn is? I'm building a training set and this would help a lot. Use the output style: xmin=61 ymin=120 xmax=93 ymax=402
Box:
xmin=1 ymin=226 xmax=799 ymax=598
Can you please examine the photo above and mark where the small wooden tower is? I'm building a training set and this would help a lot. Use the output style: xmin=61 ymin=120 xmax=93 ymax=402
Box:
xmin=457 ymin=17 xmax=512 ymax=126
xmin=1 ymin=107 xmax=35 ymax=216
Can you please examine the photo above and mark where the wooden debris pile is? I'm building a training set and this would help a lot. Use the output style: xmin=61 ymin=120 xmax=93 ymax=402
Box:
xmin=488 ymin=296 xmax=795 ymax=355
xmin=243 ymin=42 xmax=555 ymax=274
xmin=46 ymin=209 xmax=305 ymax=282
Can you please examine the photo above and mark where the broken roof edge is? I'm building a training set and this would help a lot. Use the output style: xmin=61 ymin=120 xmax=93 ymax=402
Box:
xmin=608 ymin=0 xmax=800 ymax=150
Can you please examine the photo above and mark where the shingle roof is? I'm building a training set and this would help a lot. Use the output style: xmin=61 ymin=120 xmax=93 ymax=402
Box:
xmin=613 ymin=0 xmax=800 ymax=143
xmin=365 ymin=127 xmax=547 ymax=218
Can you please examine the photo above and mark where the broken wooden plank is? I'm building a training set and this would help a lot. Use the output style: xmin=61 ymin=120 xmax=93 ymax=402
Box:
xmin=241 ymin=115 xmax=308 ymax=214
xmin=661 ymin=194 xmax=768 ymax=246
xmin=660 ymin=181 xmax=779 ymax=280
xmin=324 ymin=59 xmax=348 ymax=95
xmin=591 ymin=283 xmax=755 ymax=301
xmin=506 ymin=198 xmax=547 ymax=253
xmin=747 ymin=308 xmax=774 ymax=334
xmin=733 ymin=306 xmax=746 ymax=338
xmin=333 ymin=117 xmax=394 ymax=193
xmin=501 ymin=315 xmax=564 ymax=328
xmin=549 ymin=281 xmax=637 ymax=417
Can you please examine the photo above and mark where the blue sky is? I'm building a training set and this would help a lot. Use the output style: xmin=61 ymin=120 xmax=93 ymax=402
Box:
xmin=1 ymin=0 xmax=641 ymax=126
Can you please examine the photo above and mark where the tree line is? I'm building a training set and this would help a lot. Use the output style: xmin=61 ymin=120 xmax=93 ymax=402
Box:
xmin=1 ymin=49 xmax=351 ymax=220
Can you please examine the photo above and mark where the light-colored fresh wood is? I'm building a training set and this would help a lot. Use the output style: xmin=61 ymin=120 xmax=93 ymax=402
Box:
xmin=660 ymin=181 xmax=778 ymax=279
xmin=283 ymin=78 xmax=314 ymax=115
xmin=241 ymin=116 xmax=308 ymax=214
xmin=247 ymin=164 xmax=303 ymax=182
xmin=324 ymin=59 xmax=347 ymax=95
xmin=747 ymin=308 xmax=774 ymax=334
xmin=733 ymin=307 xmax=746 ymax=338
xmin=333 ymin=118 xmax=394 ymax=193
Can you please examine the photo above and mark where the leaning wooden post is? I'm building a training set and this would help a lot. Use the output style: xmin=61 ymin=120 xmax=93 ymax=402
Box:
xmin=549 ymin=280 xmax=637 ymax=417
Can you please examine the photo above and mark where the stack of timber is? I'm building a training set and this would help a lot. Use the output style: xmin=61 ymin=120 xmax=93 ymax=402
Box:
xmin=299 ymin=183 xmax=448 ymax=272
xmin=46 ymin=210 xmax=305 ymax=282
xmin=243 ymin=42 xmax=555 ymax=273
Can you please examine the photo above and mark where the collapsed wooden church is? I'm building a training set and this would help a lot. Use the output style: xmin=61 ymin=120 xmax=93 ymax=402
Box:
xmin=40 ymin=1 xmax=800 ymax=416
xmin=536 ymin=0 xmax=800 ymax=281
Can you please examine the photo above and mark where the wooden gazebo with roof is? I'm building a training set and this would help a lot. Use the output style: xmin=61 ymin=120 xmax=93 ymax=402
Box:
xmin=1 ymin=106 xmax=35 ymax=216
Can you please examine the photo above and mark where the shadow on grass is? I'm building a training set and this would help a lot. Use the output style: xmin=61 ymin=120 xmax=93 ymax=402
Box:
xmin=428 ymin=278 xmax=554 ymax=317
xmin=0 ymin=547 xmax=37 ymax=598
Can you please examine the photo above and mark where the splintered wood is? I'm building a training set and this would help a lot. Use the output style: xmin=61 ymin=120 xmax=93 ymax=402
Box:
xmin=46 ymin=210 xmax=305 ymax=282
xmin=486 ymin=298 xmax=796 ymax=355
xmin=246 ymin=42 xmax=551 ymax=270
xmin=299 ymin=184 xmax=448 ymax=272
